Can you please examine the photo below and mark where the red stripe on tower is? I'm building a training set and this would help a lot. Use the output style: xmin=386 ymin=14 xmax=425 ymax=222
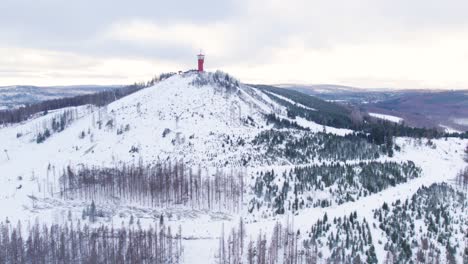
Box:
xmin=197 ymin=52 xmax=205 ymax=72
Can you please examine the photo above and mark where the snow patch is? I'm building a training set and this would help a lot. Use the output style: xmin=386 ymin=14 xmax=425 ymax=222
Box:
xmin=369 ymin=112 xmax=403 ymax=123
xmin=439 ymin=124 xmax=461 ymax=133
xmin=265 ymin=91 xmax=317 ymax=111
xmin=291 ymin=116 xmax=353 ymax=136
xmin=453 ymin=118 xmax=468 ymax=126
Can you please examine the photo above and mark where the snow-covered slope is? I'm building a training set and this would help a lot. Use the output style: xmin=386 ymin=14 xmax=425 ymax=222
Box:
xmin=1 ymin=73 xmax=281 ymax=168
xmin=369 ymin=112 xmax=403 ymax=123
xmin=0 ymin=72 xmax=294 ymax=223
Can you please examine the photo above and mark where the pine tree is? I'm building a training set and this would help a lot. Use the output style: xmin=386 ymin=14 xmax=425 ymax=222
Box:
xmin=89 ymin=201 xmax=96 ymax=223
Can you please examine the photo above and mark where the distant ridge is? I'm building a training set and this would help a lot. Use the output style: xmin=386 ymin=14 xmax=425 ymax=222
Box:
xmin=0 ymin=85 xmax=122 ymax=109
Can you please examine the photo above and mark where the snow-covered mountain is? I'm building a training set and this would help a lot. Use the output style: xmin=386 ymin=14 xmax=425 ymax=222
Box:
xmin=0 ymin=71 xmax=467 ymax=263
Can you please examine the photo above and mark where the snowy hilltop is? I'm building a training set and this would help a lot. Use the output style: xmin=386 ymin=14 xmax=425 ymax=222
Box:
xmin=0 ymin=71 xmax=467 ymax=263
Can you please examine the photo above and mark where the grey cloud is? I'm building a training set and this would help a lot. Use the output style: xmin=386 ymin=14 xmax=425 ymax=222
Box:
xmin=2 ymin=0 xmax=468 ymax=86
xmin=1 ymin=0 xmax=238 ymax=44
xmin=0 ymin=0 xmax=241 ymax=69
xmin=3 ymin=0 xmax=468 ymax=62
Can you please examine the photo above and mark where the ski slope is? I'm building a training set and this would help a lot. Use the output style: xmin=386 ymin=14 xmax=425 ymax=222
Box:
xmin=369 ymin=112 xmax=403 ymax=123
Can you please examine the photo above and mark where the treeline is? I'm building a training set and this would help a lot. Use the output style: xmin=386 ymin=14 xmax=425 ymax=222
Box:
xmin=60 ymin=161 xmax=244 ymax=212
xmin=265 ymin=114 xmax=309 ymax=131
xmin=252 ymin=130 xmax=383 ymax=163
xmin=250 ymin=161 xmax=420 ymax=215
xmin=374 ymin=183 xmax=468 ymax=263
xmin=0 ymin=73 xmax=174 ymax=125
xmin=465 ymin=144 xmax=468 ymax=163
xmin=217 ymin=214 xmax=377 ymax=263
xmin=217 ymin=219 xmax=317 ymax=264
xmin=254 ymin=84 xmax=356 ymax=129
xmin=0 ymin=221 xmax=183 ymax=264
xmin=0 ymin=84 xmax=142 ymax=125
xmin=461 ymin=145 xmax=468 ymax=189
xmin=264 ymin=113 xmax=400 ymax=157
xmin=457 ymin=167 xmax=468 ymax=190
xmin=34 ymin=109 xmax=78 ymax=143
xmin=256 ymin=85 xmax=468 ymax=144
xmin=356 ymin=118 xmax=468 ymax=146
xmin=308 ymin=212 xmax=377 ymax=263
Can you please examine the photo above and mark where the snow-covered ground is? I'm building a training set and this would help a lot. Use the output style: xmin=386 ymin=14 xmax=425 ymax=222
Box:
xmin=265 ymin=91 xmax=317 ymax=111
xmin=181 ymin=137 xmax=468 ymax=263
xmin=293 ymin=116 xmax=353 ymax=136
xmin=439 ymin=124 xmax=462 ymax=133
xmin=369 ymin=112 xmax=403 ymax=123
xmin=0 ymin=72 xmax=287 ymax=224
xmin=0 ymin=72 xmax=466 ymax=263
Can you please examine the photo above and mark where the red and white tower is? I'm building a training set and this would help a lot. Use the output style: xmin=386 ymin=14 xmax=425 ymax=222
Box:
xmin=197 ymin=52 xmax=205 ymax=72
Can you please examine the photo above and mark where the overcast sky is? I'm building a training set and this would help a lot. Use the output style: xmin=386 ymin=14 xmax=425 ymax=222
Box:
xmin=2 ymin=0 xmax=468 ymax=89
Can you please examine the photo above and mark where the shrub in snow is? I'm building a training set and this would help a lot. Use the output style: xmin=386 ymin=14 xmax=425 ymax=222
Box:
xmin=129 ymin=145 xmax=139 ymax=153
xmin=162 ymin=128 xmax=171 ymax=137
xmin=191 ymin=70 xmax=240 ymax=93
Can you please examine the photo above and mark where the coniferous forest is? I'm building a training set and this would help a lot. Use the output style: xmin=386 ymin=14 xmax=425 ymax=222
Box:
xmin=465 ymin=144 xmax=468 ymax=162
xmin=249 ymin=161 xmax=421 ymax=215
xmin=373 ymin=183 xmax=468 ymax=263
xmin=456 ymin=167 xmax=468 ymax=190
xmin=253 ymin=130 xmax=385 ymax=162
